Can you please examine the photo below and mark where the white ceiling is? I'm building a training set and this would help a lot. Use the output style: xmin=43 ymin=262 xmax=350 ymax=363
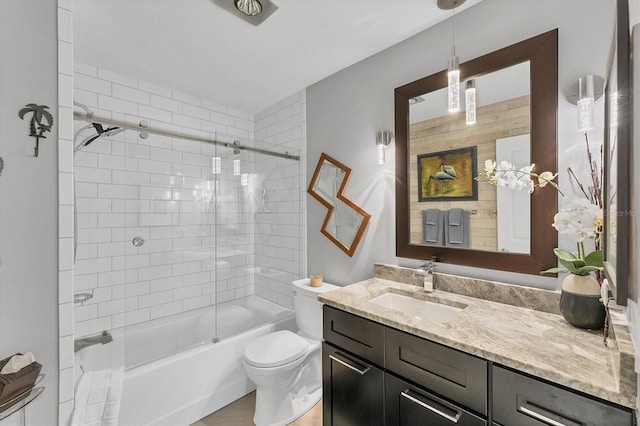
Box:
xmin=73 ymin=0 xmax=482 ymax=115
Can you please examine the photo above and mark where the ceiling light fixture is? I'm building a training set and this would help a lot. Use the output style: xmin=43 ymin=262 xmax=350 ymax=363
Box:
xmin=437 ymin=0 xmax=466 ymax=113
xmin=210 ymin=0 xmax=278 ymax=26
xmin=235 ymin=0 xmax=262 ymax=16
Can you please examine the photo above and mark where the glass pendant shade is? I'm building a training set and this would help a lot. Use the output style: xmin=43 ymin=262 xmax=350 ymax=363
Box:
xmin=448 ymin=54 xmax=460 ymax=112
xmin=465 ymin=80 xmax=476 ymax=125
xmin=577 ymin=75 xmax=595 ymax=131
xmin=377 ymin=143 xmax=386 ymax=165
xmin=235 ymin=0 xmax=262 ymax=16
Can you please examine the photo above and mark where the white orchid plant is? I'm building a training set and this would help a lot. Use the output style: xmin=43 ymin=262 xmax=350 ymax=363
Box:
xmin=476 ymin=160 xmax=563 ymax=195
xmin=542 ymin=198 xmax=604 ymax=276
xmin=476 ymin=149 xmax=604 ymax=277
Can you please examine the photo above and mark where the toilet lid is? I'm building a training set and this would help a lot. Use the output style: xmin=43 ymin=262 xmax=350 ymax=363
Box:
xmin=244 ymin=330 xmax=308 ymax=368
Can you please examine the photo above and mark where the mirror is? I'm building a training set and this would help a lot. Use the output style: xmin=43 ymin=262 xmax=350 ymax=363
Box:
xmin=308 ymin=153 xmax=371 ymax=257
xmin=603 ymin=0 xmax=630 ymax=304
xmin=409 ymin=62 xmax=531 ymax=253
xmin=395 ymin=29 xmax=558 ymax=275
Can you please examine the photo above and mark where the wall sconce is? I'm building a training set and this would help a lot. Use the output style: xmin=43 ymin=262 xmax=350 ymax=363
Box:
xmin=565 ymin=74 xmax=604 ymax=132
xmin=465 ymin=79 xmax=476 ymax=125
xmin=437 ymin=0 xmax=466 ymax=113
xmin=376 ymin=130 xmax=394 ymax=165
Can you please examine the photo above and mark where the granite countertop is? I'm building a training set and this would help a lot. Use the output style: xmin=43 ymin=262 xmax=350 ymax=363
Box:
xmin=318 ymin=271 xmax=637 ymax=409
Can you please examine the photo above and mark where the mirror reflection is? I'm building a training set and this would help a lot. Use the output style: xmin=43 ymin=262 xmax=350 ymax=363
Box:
xmin=408 ymin=62 xmax=531 ymax=253
xmin=308 ymin=153 xmax=371 ymax=257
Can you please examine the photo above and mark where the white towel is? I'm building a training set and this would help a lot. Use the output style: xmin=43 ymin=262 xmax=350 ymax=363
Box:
xmin=70 ymin=368 xmax=123 ymax=426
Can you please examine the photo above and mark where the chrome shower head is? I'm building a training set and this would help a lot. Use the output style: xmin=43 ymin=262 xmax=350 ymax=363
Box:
xmin=74 ymin=123 xmax=126 ymax=153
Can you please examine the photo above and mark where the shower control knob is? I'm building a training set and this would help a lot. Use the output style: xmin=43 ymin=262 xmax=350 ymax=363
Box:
xmin=132 ymin=236 xmax=145 ymax=247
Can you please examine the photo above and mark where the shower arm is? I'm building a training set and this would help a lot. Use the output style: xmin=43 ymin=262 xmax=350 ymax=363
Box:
xmin=73 ymin=111 xmax=300 ymax=161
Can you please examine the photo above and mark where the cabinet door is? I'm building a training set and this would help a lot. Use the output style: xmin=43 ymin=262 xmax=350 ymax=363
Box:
xmin=493 ymin=365 xmax=634 ymax=426
xmin=323 ymin=342 xmax=384 ymax=426
xmin=386 ymin=373 xmax=486 ymax=426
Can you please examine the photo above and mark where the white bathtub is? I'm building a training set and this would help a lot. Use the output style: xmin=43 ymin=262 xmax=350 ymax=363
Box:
xmin=74 ymin=296 xmax=296 ymax=425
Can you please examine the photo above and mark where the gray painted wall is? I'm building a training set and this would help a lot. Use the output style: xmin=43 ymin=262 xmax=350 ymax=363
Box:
xmin=0 ymin=0 xmax=59 ymax=423
xmin=306 ymin=0 xmax=614 ymax=287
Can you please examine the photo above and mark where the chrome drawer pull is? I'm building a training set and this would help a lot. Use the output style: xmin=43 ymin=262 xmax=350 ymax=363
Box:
xmin=329 ymin=354 xmax=370 ymax=375
xmin=400 ymin=390 xmax=461 ymax=424
xmin=519 ymin=405 xmax=575 ymax=426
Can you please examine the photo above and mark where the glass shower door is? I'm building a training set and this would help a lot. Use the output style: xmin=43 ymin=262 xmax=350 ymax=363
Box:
xmin=121 ymin=132 xmax=218 ymax=369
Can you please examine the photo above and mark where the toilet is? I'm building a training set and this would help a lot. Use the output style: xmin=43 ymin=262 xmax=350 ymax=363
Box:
xmin=243 ymin=278 xmax=338 ymax=426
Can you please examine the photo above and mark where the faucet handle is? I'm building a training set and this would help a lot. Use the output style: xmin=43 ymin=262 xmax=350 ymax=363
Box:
xmin=421 ymin=257 xmax=438 ymax=269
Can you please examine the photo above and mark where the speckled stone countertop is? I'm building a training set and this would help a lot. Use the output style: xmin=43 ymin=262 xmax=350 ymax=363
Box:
xmin=318 ymin=264 xmax=637 ymax=409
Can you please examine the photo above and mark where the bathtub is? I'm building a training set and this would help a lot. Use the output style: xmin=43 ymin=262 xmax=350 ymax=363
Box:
xmin=74 ymin=295 xmax=296 ymax=425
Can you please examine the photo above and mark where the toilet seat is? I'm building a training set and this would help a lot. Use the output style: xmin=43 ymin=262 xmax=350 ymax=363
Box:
xmin=244 ymin=330 xmax=308 ymax=368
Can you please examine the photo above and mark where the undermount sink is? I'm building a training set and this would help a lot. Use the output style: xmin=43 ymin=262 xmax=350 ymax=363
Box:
xmin=368 ymin=292 xmax=465 ymax=323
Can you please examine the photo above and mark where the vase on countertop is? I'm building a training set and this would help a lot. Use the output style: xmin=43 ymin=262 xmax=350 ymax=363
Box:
xmin=559 ymin=274 xmax=606 ymax=330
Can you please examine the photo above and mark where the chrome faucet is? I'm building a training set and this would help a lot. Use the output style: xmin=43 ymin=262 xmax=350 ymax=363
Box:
xmin=74 ymin=330 xmax=113 ymax=353
xmin=415 ymin=257 xmax=437 ymax=292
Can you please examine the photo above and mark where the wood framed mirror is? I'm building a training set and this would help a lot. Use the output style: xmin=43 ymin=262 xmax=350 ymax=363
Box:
xmin=395 ymin=29 xmax=558 ymax=275
xmin=308 ymin=153 xmax=371 ymax=257
xmin=603 ymin=0 xmax=631 ymax=305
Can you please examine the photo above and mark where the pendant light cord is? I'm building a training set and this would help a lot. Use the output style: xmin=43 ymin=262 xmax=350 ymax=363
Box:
xmin=451 ymin=2 xmax=457 ymax=57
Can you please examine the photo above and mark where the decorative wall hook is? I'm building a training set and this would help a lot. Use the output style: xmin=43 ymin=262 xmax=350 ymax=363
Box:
xmin=18 ymin=103 xmax=54 ymax=157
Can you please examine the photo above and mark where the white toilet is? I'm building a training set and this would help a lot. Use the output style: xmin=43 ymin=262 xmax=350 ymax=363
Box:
xmin=243 ymin=278 xmax=338 ymax=426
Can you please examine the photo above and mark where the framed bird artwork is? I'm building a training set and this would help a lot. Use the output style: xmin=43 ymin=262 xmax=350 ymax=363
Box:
xmin=417 ymin=146 xmax=478 ymax=202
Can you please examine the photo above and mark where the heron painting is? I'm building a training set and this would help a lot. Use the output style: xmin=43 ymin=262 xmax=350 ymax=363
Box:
xmin=417 ymin=146 xmax=478 ymax=201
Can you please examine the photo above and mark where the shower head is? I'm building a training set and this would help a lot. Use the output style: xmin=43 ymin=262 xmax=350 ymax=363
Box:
xmin=74 ymin=122 xmax=126 ymax=153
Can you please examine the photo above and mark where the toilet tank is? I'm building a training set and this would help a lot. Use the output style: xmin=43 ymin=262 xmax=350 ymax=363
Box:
xmin=292 ymin=278 xmax=339 ymax=340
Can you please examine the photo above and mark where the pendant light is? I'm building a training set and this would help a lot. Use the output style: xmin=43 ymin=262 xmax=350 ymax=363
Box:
xmin=465 ymin=79 xmax=476 ymax=125
xmin=437 ymin=0 xmax=466 ymax=113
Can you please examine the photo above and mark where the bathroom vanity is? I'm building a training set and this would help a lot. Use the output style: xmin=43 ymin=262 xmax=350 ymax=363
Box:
xmin=320 ymin=265 xmax=637 ymax=425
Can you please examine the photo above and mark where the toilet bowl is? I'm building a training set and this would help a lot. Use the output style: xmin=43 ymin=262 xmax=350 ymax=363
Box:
xmin=242 ymin=278 xmax=338 ymax=426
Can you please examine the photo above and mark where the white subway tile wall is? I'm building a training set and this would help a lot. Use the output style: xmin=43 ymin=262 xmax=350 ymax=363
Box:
xmin=73 ymin=63 xmax=305 ymax=337
xmin=253 ymin=91 xmax=307 ymax=309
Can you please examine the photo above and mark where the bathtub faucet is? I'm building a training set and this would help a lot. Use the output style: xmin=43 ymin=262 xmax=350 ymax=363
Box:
xmin=74 ymin=330 xmax=113 ymax=353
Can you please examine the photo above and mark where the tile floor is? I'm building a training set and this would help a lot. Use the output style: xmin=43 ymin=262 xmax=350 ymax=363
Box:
xmin=192 ymin=392 xmax=322 ymax=426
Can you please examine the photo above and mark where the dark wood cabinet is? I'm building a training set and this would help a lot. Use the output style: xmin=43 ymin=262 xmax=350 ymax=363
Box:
xmin=492 ymin=365 xmax=634 ymax=426
xmin=323 ymin=306 xmax=635 ymax=426
xmin=322 ymin=342 xmax=384 ymax=426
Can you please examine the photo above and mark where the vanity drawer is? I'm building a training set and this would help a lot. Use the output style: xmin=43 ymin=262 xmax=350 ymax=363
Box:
xmin=493 ymin=365 xmax=634 ymax=426
xmin=386 ymin=328 xmax=488 ymax=416
xmin=323 ymin=306 xmax=385 ymax=367
xmin=386 ymin=372 xmax=487 ymax=426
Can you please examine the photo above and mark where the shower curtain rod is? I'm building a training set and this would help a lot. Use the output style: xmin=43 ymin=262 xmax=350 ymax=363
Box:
xmin=73 ymin=111 xmax=300 ymax=161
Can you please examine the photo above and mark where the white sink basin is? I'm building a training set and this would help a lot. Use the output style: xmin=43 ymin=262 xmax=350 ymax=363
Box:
xmin=368 ymin=292 xmax=465 ymax=323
